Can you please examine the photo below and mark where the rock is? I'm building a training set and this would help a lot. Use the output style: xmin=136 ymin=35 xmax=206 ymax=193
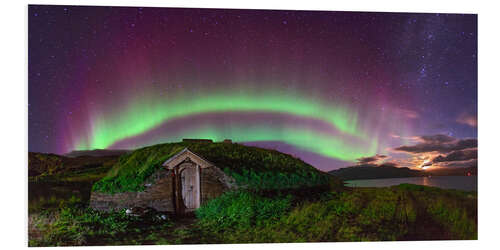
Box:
xmin=125 ymin=206 xmax=158 ymax=217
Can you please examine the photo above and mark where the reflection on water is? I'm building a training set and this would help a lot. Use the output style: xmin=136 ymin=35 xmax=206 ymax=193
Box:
xmin=345 ymin=176 xmax=477 ymax=191
xmin=422 ymin=176 xmax=429 ymax=186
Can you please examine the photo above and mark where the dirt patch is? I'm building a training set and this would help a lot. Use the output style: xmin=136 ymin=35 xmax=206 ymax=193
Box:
xmin=401 ymin=192 xmax=450 ymax=241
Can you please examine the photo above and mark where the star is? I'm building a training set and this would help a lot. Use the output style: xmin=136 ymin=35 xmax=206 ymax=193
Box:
xmin=27 ymin=5 xmax=477 ymax=173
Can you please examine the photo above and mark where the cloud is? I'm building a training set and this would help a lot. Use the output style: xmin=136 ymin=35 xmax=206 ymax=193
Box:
xmin=433 ymin=148 xmax=477 ymax=163
xmin=389 ymin=133 xmax=421 ymax=141
xmin=395 ymin=108 xmax=419 ymax=119
xmin=457 ymin=112 xmax=477 ymax=127
xmin=348 ymin=161 xmax=399 ymax=168
xmin=348 ymin=154 xmax=401 ymax=169
xmin=356 ymin=154 xmax=388 ymax=164
xmin=391 ymin=134 xmax=477 ymax=169
xmin=353 ymin=163 xmax=378 ymax=168
xmin=418 ymin=134 xmax=456 ymax=143
xmin=433 ymin=159 xmax=477 ymax=168
xmin=393 ymin=134 xmax=477 ymax=154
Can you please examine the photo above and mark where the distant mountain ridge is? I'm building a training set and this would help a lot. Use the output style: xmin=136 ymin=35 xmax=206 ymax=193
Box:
xmin=329 ymin=165 xmax=477 ymax=180
xmin=64 ymin=149 xmax=131 ymax=158
xmin=329 ymin=165 xmax=423 ymax=180
xmin=28 ymin=151 xmax=125 ymax=178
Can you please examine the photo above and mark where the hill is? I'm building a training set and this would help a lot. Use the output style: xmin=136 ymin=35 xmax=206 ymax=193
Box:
xmin=28 ymin=152 xmax=65 ymax=177
xmin=65 ymin=149 xmax=131 ymax=158
xmin=329 ymin=165 xmax=424 ymax=180
xmin=329 ymin=164 xmax=477 ymax=180
xmin=28 ymin=152 xmax=122 ymax=182
xmin=92 ymin=141 xmax=341 ymax=193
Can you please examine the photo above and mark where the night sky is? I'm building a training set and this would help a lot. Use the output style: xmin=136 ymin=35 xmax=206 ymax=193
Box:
xmin=28 ymin=5 xmax=477 ymax=171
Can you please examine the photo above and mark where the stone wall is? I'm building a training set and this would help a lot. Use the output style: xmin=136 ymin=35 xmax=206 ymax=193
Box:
xmin=90 ymin=168 xmax=175 ymax=212
xmin=200 ymin=166 xmax=237 ymax=205
xmin=90 ymin=166 xmax=236 ymax=212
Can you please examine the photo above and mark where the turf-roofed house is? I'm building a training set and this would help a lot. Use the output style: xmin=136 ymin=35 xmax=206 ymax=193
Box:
xmin=90 ymin=139 xmax=336 ymax=214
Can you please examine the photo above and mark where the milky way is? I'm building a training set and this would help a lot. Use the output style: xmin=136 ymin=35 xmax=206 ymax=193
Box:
xmin=28 ymin=6 xmax=477 ymax=170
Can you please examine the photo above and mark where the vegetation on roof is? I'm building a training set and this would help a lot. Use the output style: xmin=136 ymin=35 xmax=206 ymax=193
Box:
xmin=92 ymin=142 xmax=338 ymax=194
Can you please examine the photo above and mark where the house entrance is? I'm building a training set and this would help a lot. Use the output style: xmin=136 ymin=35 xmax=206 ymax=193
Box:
xmin=178 ymin=162 xmax=200 ymax=211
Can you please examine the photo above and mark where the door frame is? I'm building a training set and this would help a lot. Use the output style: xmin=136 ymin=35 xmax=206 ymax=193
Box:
xmin=173 ymin=158 xmax=201 ymax=214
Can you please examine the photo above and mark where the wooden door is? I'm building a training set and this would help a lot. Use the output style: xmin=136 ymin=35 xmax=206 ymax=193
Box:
xmin=180 ymin=163 xmax=200 ymax=210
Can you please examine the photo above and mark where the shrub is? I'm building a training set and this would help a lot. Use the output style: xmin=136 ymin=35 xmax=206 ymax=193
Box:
xmin=198 ymin=188 xmax=428 ymax=243
xmin=29 ymin=206 xmax=173 ymax=246
xmin=196 ymin=191 xmax=292 ymax=230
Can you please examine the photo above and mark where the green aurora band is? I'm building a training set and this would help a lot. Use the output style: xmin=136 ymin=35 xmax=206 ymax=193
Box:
xmin=75 ymin=89 xmax=376 ymax=161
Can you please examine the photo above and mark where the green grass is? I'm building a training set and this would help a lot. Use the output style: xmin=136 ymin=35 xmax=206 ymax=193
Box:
xmin=92 ymin=142 xmax=336 ymax=193
xmin=92 ymin=143 xmax=186 ymax=193
xmin=224 ymin=167 xmax=332 ymax=191
xmin=29 ymin=183 xmax=477 ymax=246
xmin=396 ymin=184 xmax=477 ymax=239
xmin=192 ymin=185 xmax=476 ymax=243
xmin=29 ymin=141 xmax=477 ymax=245
xmin=196 ymin=190 xmax=292 ymax=230
xmin=29 ymin=204 xmax=173 ymax=246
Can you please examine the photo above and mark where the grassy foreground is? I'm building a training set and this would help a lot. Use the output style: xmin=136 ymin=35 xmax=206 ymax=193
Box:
xmin=194 ymin=184 xmax=476 ymax=242
xmin=28 ymin=143 xmax=476 ymax=245
xmin=29 ymin=183 xmax=477 ymax=246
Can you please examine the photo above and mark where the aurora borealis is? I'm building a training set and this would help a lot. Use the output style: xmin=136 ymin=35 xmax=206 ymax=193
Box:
xmin=76 ymin=90 xmax=363 ymax=151
xmin=28 ymin=5 xmax=477 ymax=171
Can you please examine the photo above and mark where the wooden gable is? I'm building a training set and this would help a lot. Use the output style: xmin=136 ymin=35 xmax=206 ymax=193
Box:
xmin=162 ymin=148 xmax=214 ymax=169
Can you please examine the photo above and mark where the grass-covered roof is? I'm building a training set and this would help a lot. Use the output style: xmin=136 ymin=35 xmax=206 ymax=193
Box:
xmin=92 ymin=142 xmax=338 ymax=194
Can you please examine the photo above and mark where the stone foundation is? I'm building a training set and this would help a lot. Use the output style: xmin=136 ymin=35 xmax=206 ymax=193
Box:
xmin=90 ymin=166 xmax=236 ymax=212
xmin=200 ymin=166 xmax=236 ymax=205
xmin=90 ymin=169 xmax=175 ymax=211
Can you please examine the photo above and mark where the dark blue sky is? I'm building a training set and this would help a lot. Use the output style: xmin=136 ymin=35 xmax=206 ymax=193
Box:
xmin=28 ymin=5 xmax=477 ymax=170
